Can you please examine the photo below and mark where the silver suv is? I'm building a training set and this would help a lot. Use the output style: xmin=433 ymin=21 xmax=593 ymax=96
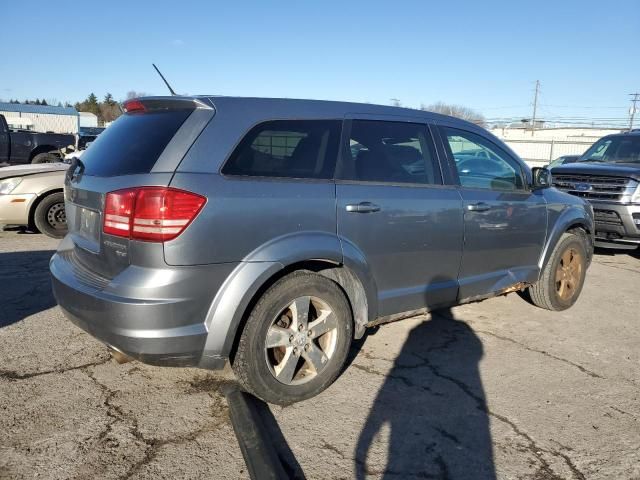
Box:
xmin=51 ymin=96 xmax=594 ymax=404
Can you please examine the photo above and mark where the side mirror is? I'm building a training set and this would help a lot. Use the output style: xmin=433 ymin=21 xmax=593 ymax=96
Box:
xmin=531 ymin=167 xmax=552 ymax=189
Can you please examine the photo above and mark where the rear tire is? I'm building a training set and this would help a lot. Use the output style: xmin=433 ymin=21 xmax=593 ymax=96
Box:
xmin=31 ymin=153 xmax=60 ymax=164
xmin=232 ymin=271 xmax=353 ymax=405
xmin=525 ymin=231 xmax=588 ymax=311
xmin=33 ymin=192 xmax=67 ymax=239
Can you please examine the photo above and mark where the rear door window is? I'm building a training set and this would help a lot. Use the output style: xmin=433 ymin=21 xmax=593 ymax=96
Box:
xmin=222 ymin=120 xmax=341 ymax=179
xmin=80 ymin=110 xmax=192 ymax=176
xmin=339 ymin=120 xmax=441 ymax=185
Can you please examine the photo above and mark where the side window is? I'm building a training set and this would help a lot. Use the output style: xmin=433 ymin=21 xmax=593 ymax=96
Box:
xmin=340 ymin=120 xmax=441 ymax=185
xmin=222 ymin=120 xmax=341 ymax=179
xmin=443 ymin=127 xmax=525 ymax=191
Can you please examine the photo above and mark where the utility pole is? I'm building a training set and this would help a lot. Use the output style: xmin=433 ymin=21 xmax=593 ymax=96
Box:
xmin=531 ymin=80 xmax=540 ymax=136
xmin=629 ymin=93 xmax=640 ymax=131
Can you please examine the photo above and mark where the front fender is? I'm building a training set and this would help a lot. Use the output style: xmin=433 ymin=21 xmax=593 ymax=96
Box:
xmin=539 ymin=203 xmax=594 ymax=271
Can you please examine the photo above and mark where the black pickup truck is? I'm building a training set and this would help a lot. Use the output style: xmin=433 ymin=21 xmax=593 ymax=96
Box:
xmin=0 ymin=114 xmax=75 ymax=165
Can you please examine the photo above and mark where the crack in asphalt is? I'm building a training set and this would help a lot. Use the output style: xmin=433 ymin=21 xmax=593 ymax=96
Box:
xmin=353 ymin=325 xmax=587 ymax=480
xmin=593 ymin=260 xmax=640 ymax=276
xmin=321 ymin=441 xmax=448 ymax=479
xmin=80 ymin=365 xmax=230 ymax=480
xmin=0 ymin=357 xmax=111 ymax=381
xmin=473 ymin=329 xmax=603 ymax=379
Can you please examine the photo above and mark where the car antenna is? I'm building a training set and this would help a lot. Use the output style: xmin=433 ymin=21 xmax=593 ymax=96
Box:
xmin=152 ymin=63 xmax=177 ymax=96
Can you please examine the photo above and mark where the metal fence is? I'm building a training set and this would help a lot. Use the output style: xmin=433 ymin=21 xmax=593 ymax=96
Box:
xmin=503 ymin=138 xmax=594 ymax=166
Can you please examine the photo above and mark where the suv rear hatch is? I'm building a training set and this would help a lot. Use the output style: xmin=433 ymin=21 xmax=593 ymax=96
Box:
xmin=64 ymin=97 xmax=215 ymax=280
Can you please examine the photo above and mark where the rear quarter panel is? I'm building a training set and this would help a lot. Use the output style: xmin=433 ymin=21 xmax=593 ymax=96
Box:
xmin=165 ymin=173 xmax=338 ymax=265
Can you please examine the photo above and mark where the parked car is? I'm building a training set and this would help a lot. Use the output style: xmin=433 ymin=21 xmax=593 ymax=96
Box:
xmin=77 ymin=126 xmax=106 ymax=151
xmin=0 ymin=114 xmax=75 ymax=165
xmin=51 ymin=96 xmax=594 ymax=404
xmin=0 ymin=163 xmax=68 ymax=237
xmin=548 ymin=154 xmax=581 ymax=169
xmin=551 ymin=130 xmax=640 ymax=249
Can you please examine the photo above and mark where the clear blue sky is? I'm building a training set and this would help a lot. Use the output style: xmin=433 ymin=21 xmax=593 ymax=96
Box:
xmin=1 ymin=0 xmax=638 ymax=124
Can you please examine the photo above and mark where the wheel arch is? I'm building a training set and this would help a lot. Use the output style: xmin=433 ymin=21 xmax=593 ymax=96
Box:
xmin=202 ymin=233 xmax=378 ymax=362
xmin=539 ymin=206 xmax=594 ymax=271
xmin=29 ymin=145 xmax=60 ymax=162
xmin=28 ymin=188 xmax=64 ymax=231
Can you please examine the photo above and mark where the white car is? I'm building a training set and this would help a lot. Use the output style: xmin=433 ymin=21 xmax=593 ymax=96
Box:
xmin=0 ymin=163 xmax=68 ymax=238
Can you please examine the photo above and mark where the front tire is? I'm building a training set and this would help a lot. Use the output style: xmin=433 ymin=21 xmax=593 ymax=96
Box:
xmin=526 ymin=231 xmax=588 ymax=311
xmin=33 ymin=192 xmax=67 ymax=239
xmin=232 ymin=271 xmax=353 ymax=405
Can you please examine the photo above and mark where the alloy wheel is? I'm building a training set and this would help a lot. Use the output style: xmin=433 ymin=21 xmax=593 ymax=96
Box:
xmin=555 ymin=247 xmax=583 ymax=301
xmin=264 ymin=296 xmax=339 ymax=385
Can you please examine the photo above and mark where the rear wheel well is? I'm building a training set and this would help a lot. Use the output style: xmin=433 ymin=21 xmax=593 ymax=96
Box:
xmin=228 ymin=260 xmax=368 ymax=362
xmin=29 ymin=146 xmax=60 ymax=162
xmin=28 ymin=189 xmax=64 ymax=231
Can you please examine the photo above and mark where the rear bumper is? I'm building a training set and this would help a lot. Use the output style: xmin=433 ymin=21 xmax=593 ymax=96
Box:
xmin=591 ymin=203 xmax=640 ymax=247
xmin=0 ymin=193 xmax=36 ymax=226
xmin=50 ymin=238 xmax=237 ymax=369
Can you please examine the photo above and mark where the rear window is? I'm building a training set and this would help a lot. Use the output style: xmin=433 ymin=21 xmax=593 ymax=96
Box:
xmin=79 ymin=110 xmax=191 ymax=176
xmin=222 ymin=120 xmax=341 ymax=179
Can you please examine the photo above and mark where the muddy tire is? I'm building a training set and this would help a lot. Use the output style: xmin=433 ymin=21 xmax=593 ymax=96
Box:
xmin=231 ymin=271 xmax=353 ymax=405
xmin=526 ymin=231 xmax=588 ymax=311
xmin=33 ymin=192 xmax=67 ymax=239
xmin=31 ymin=153 xmax=61 ymax=164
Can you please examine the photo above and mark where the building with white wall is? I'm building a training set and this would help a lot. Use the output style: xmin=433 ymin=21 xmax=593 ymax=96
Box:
xmin=0 ymin=102 xmax=79 ymax=134
xmin=78 ymin=112 xmax=98 ymax=128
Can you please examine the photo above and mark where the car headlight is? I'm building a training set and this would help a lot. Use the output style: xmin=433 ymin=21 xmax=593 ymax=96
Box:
xmin=0 ymin=177 xmax=22 ymax=194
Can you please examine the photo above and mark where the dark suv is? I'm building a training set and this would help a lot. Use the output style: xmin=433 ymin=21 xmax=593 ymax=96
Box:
xmin=551 ymin=130 xmax=640 ymax=250
xmin=51 ymin=96 xmax=594 ymax=404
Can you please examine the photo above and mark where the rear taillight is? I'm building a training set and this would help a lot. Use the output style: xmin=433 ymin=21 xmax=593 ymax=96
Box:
xmin=103 ymin=187 xmax=206 ymax=242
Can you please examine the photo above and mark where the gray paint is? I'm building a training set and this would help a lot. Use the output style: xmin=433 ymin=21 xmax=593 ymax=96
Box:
xmin=50 ymin=96 xmax=594 ymax=371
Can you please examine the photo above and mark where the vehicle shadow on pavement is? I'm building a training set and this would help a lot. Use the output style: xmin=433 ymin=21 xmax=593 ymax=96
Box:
xmin=0 ymin=250 xmax=57 ymax=328
xmin=355 ymin=308 xmax=495 ymax=480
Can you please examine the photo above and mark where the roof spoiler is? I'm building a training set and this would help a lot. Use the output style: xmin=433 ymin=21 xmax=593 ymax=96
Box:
xmin=122 ymin=96 xmax=214 ymax=113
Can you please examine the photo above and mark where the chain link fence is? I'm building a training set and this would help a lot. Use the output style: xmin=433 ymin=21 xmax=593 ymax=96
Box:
xmin=503 ymin=138 xmax=594 ymax=167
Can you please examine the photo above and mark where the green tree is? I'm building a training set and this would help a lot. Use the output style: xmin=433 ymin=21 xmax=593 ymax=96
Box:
xmin=103 ymin=93 xmax=116 ymax=106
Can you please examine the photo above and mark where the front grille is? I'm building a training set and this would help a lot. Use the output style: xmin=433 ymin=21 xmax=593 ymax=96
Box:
xmin=594 ymin=209 xmax=623 ymax=227
xmin=553 ymin=174 xmax=637 ymax=202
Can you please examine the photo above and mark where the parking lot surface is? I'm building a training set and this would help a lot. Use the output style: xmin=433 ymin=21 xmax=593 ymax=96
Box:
xmin=1 ymin=229 xmax=639 ymax=480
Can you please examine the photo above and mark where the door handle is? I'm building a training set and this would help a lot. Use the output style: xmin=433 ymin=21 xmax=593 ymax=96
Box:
xmin=345 ymin=202 xmax=381 ymax=213
xmin=467 ymin=202 xmax=491 ymax=212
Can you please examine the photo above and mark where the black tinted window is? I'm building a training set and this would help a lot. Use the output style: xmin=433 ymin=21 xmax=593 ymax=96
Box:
xmin=340 ymin=120 xmax=440 ymax=184
xmin=444 ymin=127 xmax=525 ymax=191
xmin=582 ymin=136 xmax=640 ymax=163
xmin=222 ymin=120 xmax=341 ymax=179
xmin=80 ymin=110 xmax=191 ymax=176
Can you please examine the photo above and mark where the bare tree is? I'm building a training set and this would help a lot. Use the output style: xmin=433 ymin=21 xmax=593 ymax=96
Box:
xmin=421 ymin=102 xmax=486 ymax=126
xmin=126 ymin=91 xmax=150 ymax=100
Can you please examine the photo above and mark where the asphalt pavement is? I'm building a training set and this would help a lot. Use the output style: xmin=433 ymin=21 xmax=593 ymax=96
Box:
xmin=1 ymin=229 xmax=639 ymax=479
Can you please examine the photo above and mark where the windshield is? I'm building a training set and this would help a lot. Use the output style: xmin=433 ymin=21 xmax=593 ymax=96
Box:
xmin=580 ymin=136 xmax=640 ymax=164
